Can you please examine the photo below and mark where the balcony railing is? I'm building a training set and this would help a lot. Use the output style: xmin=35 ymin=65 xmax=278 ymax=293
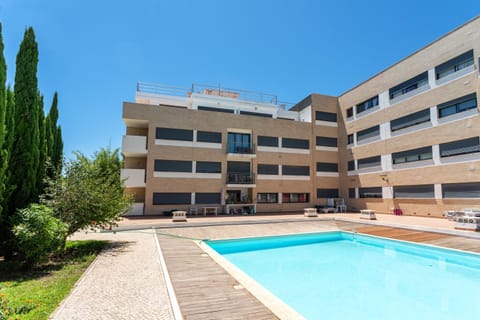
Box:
xmin=226 ymin=173 xmax=255 ymax=184
xmin=227 ymin=143 xmax=256 ymax=154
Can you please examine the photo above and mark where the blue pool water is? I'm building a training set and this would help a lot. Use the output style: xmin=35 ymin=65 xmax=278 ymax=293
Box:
xmin=207 ymin=232 xmax=480 ymax=320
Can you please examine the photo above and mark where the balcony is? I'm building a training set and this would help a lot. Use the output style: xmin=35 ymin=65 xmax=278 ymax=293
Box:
xmin=122 ymin=135 xmax=147 ymax=157
xmin=121 ymin=169 xmax=146 ymax=187
xmin=226 ymin=173 xmax=256 ymax=187
xmin=227 ymin=143 xmax=256 ymax=154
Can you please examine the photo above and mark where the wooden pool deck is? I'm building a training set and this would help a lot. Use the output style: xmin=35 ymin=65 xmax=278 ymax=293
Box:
xmin=156 ymin=219 xmax=480 ymax=319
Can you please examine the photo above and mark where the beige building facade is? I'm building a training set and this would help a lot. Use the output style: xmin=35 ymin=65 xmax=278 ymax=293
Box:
xmin=122 ymin=17 xmax=480 ymax=217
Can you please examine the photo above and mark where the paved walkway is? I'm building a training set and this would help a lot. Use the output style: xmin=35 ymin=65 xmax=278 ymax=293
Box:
xmin=51 ymin=230 xmax=174 ymax=320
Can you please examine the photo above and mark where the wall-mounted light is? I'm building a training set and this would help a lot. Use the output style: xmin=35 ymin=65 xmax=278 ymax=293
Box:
xmin=380 ymin=174 xmax=389 ymax=182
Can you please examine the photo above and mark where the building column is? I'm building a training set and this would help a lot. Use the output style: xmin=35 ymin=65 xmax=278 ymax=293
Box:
xmin=432 ymin=145 xmax=441 ymax=165
xmin=191 ymin=192 xmax=195 ymax=205
xmin=278 ymin=192 xmax=282 ymax=204
xmin=383 ymin=186 xmax=393 ymax=199
xmin=379 ymin=90 xmax=390 ymax=109
xmin=434 ymin=184 xmax=442 ymax=200
xmin=380 ymin=122 xmax=391 ymax=140
xmin=430 ymin=106 xmax=439 ymax=126
xmin=382 ymin=154 xmax=392 ymax=171
xmin=428 ymin=68 xmax=437 ymax=90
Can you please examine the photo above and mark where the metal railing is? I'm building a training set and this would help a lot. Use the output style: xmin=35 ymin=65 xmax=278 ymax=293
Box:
xmin=226 ymin=173 xmax=255 ymax=184
xmin=137 ymin=82 xmax=278 ymax=104
xmin=192 ymin=84 xmax=277 ymax=105
xmin=137 ymin=82 xmax=192 ymax=97
xmin=227 ymin=143 xmax=256 ymax=154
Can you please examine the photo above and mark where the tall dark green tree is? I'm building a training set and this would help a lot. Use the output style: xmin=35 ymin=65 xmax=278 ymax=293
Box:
xmin=36 ymin=93 xmax=46 ymax=198
xmin=9 ymin=27 xmax=40 ymax=212
xmin=46 ymin=92 xmax=63 ymax=176
xmin=0 ymin=22 xmax=7 ymax=218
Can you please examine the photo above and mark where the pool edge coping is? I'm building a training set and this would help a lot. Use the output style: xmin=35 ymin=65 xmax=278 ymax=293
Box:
xmin=197 ymin=240 xmax=307 ymax=320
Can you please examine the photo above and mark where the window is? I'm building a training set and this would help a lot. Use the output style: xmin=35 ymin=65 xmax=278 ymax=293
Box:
xmin=393 ymin=185 xmax=434 ymax=198
xmin=198 ymin=106 xmax=234 ymax=113
xmin=315 ymin=111 xmax=337 ymax=122
xmin=282 ymin=165 xmax=310 ymax=176
xmin=154 ymin=160 xmax=192 ymax=172
xmin=356 ymin=96 xmax=379 ymax=114
xmin=316 ymin=136 xmax=337 ymax=147
xmin=440 ymin=137 xmax=480 ymax=158
xmin=197 ymin=131 xmax=222 ymax=143
xmin=317 ymin=188 xmax=339 ymax=198
xmin=442 ymin=182 xmax=480 ymax=198
xmin=258 ymin=135 xmax=279 ymax=147
xmin=348 ymin=188 xmax=356 ymax=198
xmin=347 ymin=107 xmax=354 ymax=118
xmin=240 ymin=110 xmax=272 ymax=118
xmin=390 ymin=109 xmax=430 ymax=132
xmin=227 ymin=132 xmax=252 ymax=153
xmin=156 ymin=128 xmax=193 ymax=141
xmin=257 ymin=193 xmax=278 ymax=203
xmin=359 ymin=187 xmax=382 ymax=198
xmin=153 ymin=192 xmax=191 ymax=205
xmin=389 ymin=72 xmax=428 ymax=100
xmin=196 ymin=161 xmax=221 ymax=173
xmin=316 ymin=162 xmax=338 ymax=172
xmin=347 ymin=134 xmax=354 ymax=145
xmin=392 ymin=146 xmax=432 ymax=164
xmin=282 ymin=138 xmax=309 ymax=149
xmin=357 ymin=125 xmax=380 ymax=142
xmin=257 ymin=164 xmax=279 ymax=175
xmin=438 ymin=93 xmax=477 ymax=118
xmin=282 ymin=193 xmax=309 ymax=203
xmin=435 ymin=50 xmax=474 ymax=80
xmin=348 ymin=160 xmax=355 ymax=171
xmin=195 ymin=193 xmax=221 ymax=204
xmin=357 ymin=156 xmax=381 ymax=169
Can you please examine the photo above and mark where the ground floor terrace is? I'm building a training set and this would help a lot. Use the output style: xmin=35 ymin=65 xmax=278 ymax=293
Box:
xmin=53 ymin=213 xmax=480 ymax=320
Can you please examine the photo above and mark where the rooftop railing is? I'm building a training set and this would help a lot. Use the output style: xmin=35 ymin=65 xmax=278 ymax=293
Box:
xmin=137 ymin=82 xmax=278 ymax=105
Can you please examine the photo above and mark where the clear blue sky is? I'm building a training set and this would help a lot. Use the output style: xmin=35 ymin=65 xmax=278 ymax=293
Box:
xmin=1 ymin=0 xmax=479 ymax=157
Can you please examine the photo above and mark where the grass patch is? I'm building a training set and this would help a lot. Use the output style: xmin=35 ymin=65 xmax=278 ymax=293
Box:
xmin=0 ymin=240 xmax=108 ymax=320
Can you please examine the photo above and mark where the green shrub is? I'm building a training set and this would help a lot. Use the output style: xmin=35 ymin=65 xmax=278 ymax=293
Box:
xmin=12 ymin=204 xmax=67 ymax=267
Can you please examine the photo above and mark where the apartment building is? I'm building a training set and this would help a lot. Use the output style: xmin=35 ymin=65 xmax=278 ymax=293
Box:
xmin=122 ymin=17 xmax=480 ymax=217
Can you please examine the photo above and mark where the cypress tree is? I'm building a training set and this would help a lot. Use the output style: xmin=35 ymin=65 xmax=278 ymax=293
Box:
xmin=46 ymin=92 xmax=62 ymax=176
xmin=36 ymin=93 xmax=46 ymax=198
xmin=9 ymin=27 xmax=40 ymax=212
xmin=0 ymin=22 xmax=7 ymax=218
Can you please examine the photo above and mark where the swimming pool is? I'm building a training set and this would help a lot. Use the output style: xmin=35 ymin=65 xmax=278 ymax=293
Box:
xmin=206 ymin=231 xmax=480 ymax=320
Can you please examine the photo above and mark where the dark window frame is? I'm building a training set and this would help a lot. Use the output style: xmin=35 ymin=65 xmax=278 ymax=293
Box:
xmin=356 ymin=96 xmax=379 ymax=114
xmin=437 ymin=93 xmax=477 ymax=119
xmin=257 ymin=164 xmax=279 ymax=175
xmin=393 ymin=185 xmax=435 ymax=199
xmin=196 ymin=161 xmax=221 ymax=173
xmin=155 ymin=127 xmax=193 ymax=141
xmin=316 ymin=162 xmax=338 ymax=172
xmin=315 ymin=111 xmax=337 ymax=122
xmin=153 ymin=192 xmax=191 ymax=205
xmin=317 ymin=188 xmax=339 ymax=198
xmin=316 ymin=136 xmax=337 ymax=147
xmin=258 ymin=135 xmax=279 ymax=147
xmin=392 ymin=146 xmax=432 ymax=164
xmin=282 ymin=138 xmax=309 ymax=149
xmin=359 ymin=187 xmax=383 ymax=198
xmin=357 ymin=125 xmax=380 ymax=142
xmin=440 ymin=137 xmax=480 ymax=158
xmin=390 ymin=109 xmax=431 ymax=132
xmin=282 ymin=165 xmax=310 ymax=176
xmin=282 ymin=193 xmax=310 ymax=203
xmin=154 ymin=160 xmax=192 ymax=172
xmin=197 ymin=131 xmax=222 ymax=143
xmin=257 ymin=193 xmax=278 ymax=203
